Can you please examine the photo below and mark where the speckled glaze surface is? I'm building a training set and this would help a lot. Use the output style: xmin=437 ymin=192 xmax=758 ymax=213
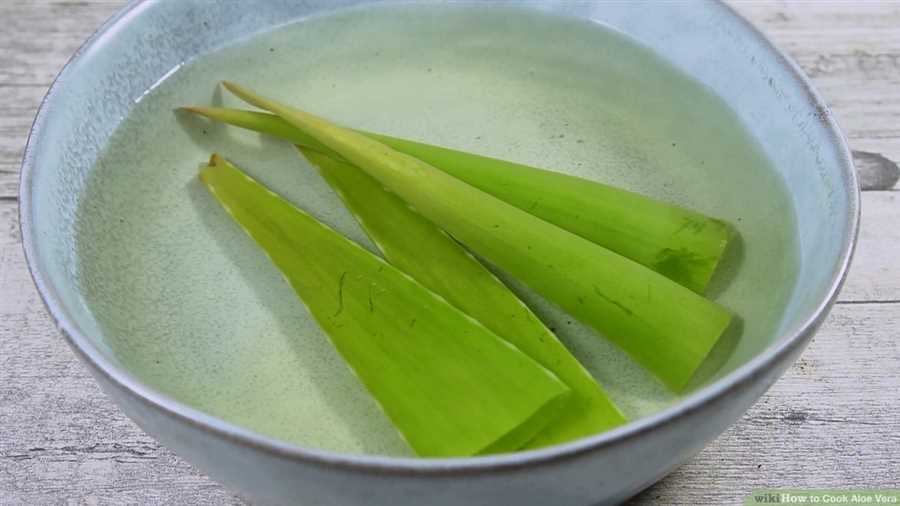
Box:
xmin=20 ymin=1 xmax=858 ymax=505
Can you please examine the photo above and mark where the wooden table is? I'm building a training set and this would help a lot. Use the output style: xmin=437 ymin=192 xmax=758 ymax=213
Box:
xmin=1 ymin=2 xmax=897 ymax=504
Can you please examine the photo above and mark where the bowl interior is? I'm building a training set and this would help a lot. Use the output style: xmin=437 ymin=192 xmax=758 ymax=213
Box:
xmin=23 ymin=0 xmax=855 ymax=457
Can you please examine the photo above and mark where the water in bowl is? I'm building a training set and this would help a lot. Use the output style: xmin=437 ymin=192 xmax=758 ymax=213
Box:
xmin=74 ymin=3 xmax=799 ymax=456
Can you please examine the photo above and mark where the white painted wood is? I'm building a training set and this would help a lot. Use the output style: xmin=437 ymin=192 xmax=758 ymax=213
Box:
xmin=1 ymin=1 xmax=898 ymax=504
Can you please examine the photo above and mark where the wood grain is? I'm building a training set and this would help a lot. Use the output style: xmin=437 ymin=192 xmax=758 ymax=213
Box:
xmin=1 ymin=1 xmax=898 ymax=505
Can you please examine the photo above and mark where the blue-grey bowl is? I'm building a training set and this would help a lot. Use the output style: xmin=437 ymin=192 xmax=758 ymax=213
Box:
xmin=20 ymin=1 xmax=859 ymax=505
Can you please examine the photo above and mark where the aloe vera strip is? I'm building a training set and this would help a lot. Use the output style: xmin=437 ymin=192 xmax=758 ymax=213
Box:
xmin=182 ymin=106 xmax=730 ymax=293
xmin=200 ymin=154 xmax=572 ymax=457
xmin=221 ymin=82 xmax=734 ymax=392
xmin=299 ymin=147 xmax=625 ymax=447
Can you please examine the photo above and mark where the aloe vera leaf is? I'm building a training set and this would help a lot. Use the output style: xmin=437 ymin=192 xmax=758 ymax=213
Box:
xmin=200 ymin=154 xmax=572 ymax=457
xmin=220 ymin=82 xmax=734 ymax=392
xmin=299 ymin=147 xmax=625 ymax=447
xmin=181 ymin=106 xmax=730 ymax=293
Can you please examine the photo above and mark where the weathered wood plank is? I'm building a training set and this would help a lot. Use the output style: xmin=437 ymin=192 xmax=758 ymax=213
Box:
xmin=0 ymin=1 xmax=124 ymax=196
xmin=0 ymin=2 xmax=122 ymax=86
xmin=0 ymin=85 xmax=46 ymax=174
xmin=635 ymin=301 xmax=900 ymax=505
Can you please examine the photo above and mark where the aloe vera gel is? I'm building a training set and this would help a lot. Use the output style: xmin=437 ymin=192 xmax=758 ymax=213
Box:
xmin=75 ymin=3 xmax=798 ymax=455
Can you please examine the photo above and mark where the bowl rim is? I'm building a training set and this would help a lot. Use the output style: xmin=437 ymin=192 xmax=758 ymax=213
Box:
xmin=19 ymin=0 xmax=860 ymax=475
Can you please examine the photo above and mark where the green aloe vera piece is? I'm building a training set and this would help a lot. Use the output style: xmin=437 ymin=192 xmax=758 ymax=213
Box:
xmin=182 ymin=106 xmax=730 ymax=293
xmin=298 ymin=147 xmax=625 ymax=447
xmin=220 ymin=82 xmax=734 ymax=392
xmin=200 ymin=154 xmax=572 ymax=457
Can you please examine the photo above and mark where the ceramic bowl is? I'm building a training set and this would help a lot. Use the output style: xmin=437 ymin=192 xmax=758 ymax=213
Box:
xmin=20 ymin=1 xmax=858 ymax=505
